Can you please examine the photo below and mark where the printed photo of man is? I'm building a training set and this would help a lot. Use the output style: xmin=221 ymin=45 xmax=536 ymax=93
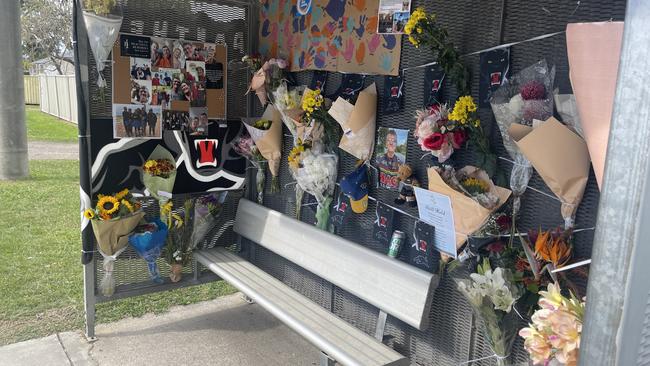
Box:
xmin=375 ymin=127 xmax=408 ymax=189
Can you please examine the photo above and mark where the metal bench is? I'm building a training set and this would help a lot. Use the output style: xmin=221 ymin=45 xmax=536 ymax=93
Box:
xmin=195 ymin=199 xmax=439 ymax=366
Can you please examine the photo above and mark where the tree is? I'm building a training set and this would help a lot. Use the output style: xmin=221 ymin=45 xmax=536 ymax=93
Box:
xmin=21 ymin=0 xmax=73 ymax=75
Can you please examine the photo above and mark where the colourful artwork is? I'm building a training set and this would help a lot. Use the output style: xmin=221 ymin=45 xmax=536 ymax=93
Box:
xmin=259 ymin=0 xmax=402 ymax=75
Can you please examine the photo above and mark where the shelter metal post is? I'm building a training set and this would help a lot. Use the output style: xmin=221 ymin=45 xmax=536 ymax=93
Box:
xmin=579 ymin=0 xmax=650 ymax=364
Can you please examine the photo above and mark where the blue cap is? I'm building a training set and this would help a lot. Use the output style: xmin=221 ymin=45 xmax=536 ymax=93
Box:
xmin=340 ymin=164 xmax=369 ymax=213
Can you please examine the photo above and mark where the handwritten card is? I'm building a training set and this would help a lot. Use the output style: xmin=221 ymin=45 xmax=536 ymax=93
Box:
xmin=414 ymin=187 xmax=457 ymax=258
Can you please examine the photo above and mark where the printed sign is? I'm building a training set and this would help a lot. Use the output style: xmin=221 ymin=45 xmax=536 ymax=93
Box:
xmin=409 ymin=221 xmax=436 ymax=272
xmin=479 ymin=48 xmax=510 ymax=107
xmin=423 ymin=65 xmax=445 ymax=107
xmin=414 ymin=187 xmax=457 ymax=258
xmin=120 ymin=34 xmax=151 ymax=58
xmin=373 ymin=201 xmax=395 ymax=247
xmin=330 ymin=191 xmax=352 ymax=228
xmin=382 ymin=75 xmax=404 ymax=114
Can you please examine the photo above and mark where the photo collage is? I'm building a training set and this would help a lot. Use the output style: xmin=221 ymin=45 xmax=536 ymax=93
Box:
xmin=112 ymin=34 xmax=226 ymax=139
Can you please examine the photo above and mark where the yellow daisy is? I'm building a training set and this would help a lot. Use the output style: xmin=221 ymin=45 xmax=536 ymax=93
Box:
xmin=121 ymin=199 xmax=134 ymax=213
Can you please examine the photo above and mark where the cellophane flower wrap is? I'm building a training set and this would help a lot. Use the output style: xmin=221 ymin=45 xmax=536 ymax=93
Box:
xmin=242 ymin=104 xmax=283 ymax=195
xmin=457 ymin=259 xmax=522 ymax=366
xmin=519 ymin=283 xmax=585 ymax=366
xmin=142 ymin=145 xmax=177 ymax=209
xmin=243 ymin=54 xmax=267 ymax=105
xmin=161 ymin=200 xmax=193 ymax=282
xmin=289 ymin=142 xmax=338 ymax=230
xmin=85 ymin=189 xmax=144 ymax=297
xmin=272 ymin=82 xmax=304 ymax=141
xmin=190 ymin=192 xmax=227 ymax=250
xmin=414 ymin=103 xmax=467 ymax=163
xmin=490 ymin=60 xmax=555 ymax=216
xmin=129 ymin=217 xmax=169 ymax=284
xmin=82 ymin=9 xmax=122 ymax=92
xmin=233 ymin=131 xmax=267 ymax=204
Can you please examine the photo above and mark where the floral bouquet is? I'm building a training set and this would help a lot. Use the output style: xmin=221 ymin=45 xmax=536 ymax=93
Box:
xmin=233 ymin=131 xmax=267 ymax=204
xmin=449 ymin=96 xmax=498 ymax=178
xmin=242 ymin=54 xmax=267 ymax=105
xmin=82 ymin=0 xmax=122 ymax=94
xmin=490 ymin=60 xmax=556 ymax=217
xmin=85 ymin=189 xmax=144 ymax=296
xmin=129 ymin=218 xmax=169 ymax=284
xmin=519 ymin=227 xmax=574 ymax=285
xmin=458 ymin=259 xmax=522 ymax=366
xmin=265 ymin=58 xmax=288 ymax=92
xmin=161 ymin=200 xmax=193 ymax=282
xmin=142 ymin=145 xmax=177 ymax=210
xmin=190 ymin=192 xmax=227 ymax=250
xmin=519 ymin=283 xmax=585 ymax=366
xmin=288 ymin=141 xmax=338 ymax=230
xmin=428 ymin=165 xmax=511 ymax=253
xmin=272 ymin=82 xmax=304 ymax=141
xmin=242 ymin=104 xmax=283 ymax=196
xmin=414 ymin=103 xmax=467 ymax=163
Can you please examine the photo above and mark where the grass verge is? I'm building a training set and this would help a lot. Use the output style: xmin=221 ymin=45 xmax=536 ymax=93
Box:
xmin=0 ymin=160 xmax=235 ymax=345
xmin=25 ymin=105 xmax=78 ymax=143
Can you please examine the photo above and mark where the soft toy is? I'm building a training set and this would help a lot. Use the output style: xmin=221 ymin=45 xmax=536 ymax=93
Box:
xmin=394 ymin=164 xmax=420 ymax=207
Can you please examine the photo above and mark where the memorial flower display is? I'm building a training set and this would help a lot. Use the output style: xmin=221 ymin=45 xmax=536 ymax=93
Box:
xmin=242 ymin=104 xmax=283 ymax=197
xmin=458 ymin=259 xmax=522 ymax=366
xmin=162 ymin=200 xmax=193 ymax=283
xmin=414 ymin=103 xmax=467 ymax=163
xmin=519 ymin=283 xmax=585 ymax=366
xmin=142 ymin=145 xmax=177 ymax=209
xmin=129 ymin=218 xmax=169 ymax=284
xmin=85 ymin=189 xmax=144 ymax=296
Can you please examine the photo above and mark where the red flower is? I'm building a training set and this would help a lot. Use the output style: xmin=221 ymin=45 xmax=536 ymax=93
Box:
xmin=428 ymin=104 xmax=441 ymax=113
xmin=520 ymin=80 xmax=546 ymax=100
xmin=486 ymin=240 xmax=505 ymax=253
xmin=423 ymin=132 xmax=445 ymax=150
xmin=496 ymin=214 xmax=511 ymax=232
xmin=451 ymin=129 xmax=467 ymax=149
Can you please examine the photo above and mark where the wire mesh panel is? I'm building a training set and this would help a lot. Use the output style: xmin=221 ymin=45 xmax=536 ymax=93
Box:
xmin=247 ymin=0 xmax=626 ymax=365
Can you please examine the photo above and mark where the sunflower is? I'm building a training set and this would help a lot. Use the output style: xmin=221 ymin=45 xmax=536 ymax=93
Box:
xmin=97 ymin=196 xmax=120 ymax=216
xmin=121 ymin=199 xmax=134 ymax=213
xmin=83 ymin=209 xmax=96 ymax=220
xmin=115 ymin=189 xmax=130 ymax=201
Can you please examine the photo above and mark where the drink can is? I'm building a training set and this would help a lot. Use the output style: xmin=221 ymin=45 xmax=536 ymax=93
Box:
xmin=388 ymin=230 xmax=405 ymax=258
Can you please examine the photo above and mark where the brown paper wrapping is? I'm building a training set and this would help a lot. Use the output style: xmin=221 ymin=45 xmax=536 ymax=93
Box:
xmin=242 ymin=104 xmax=282 ymax=176
xmin=329 ymin=83 xmax=377 ymax=160
xmin=509 ymin=117 xmax=590 ymax=225
xmin=428 ymin=167 xmax=511 ymax=250
xmin=566 ymin=21 xmax=623 ymax=189
xmin=91 ymin=210 xmax=145 ymax=256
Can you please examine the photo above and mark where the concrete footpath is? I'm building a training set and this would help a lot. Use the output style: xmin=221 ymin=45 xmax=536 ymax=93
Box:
xmin=0 ymin=294 xmax=320 ymax=366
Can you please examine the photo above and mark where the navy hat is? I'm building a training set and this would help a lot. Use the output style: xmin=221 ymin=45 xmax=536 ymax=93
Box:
xmin=340 ymin=164 xmax=369 ymax=213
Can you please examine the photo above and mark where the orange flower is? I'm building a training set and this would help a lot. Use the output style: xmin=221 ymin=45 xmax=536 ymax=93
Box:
xmin=534 ymin=229 xmax=572 ymax=268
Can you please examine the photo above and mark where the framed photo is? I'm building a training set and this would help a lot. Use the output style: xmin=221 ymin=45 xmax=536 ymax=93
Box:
xmin=113 ymin=104 xmax=162 ymax=139
xmin=374 ymin=127 xmax=409 ymax=189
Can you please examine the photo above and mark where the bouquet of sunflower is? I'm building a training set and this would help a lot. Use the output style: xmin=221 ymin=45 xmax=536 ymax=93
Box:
xmin=142 ymin=145 xmax=177 ymax=210
xmin=84 ymin=189 xmax=144 ymax=297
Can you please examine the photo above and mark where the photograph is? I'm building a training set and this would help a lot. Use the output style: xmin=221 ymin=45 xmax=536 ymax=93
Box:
xmin=374 ymin=127 xmax=409 ymax=189
xmin=185 ymin=61 xmax=207 ymax=85
xmin=181 ymin=41 xmax=207 ymax=62
xmin=130 ymin=57 xmax=152 ymax=80
xmin=204 ymin=43 xmax=219 ymax=65
xmin=152 ymin=68 xmax=177 ymax=87
xmin=377 ymin=0 xmax=412 ymax=34
xmin=189 ymin=107 xmax=209 ymax=136
xmin=392 ymin=12 xmax=410 ymax=33
xmin=151 ymin=85 xmax=171 ymax=108
xmin=170 ymin=78 xmax=193 ymax=102
xmin=172 ymin=40 xmax=186 ymax=69
xmin=113 ymin=104 xmax=162 ymax=139
xmin=131 ymin=80 xmax=152 ymax=104
xmin=150 ymin=37 xmax=174 ymax=68
xmin=162 ymin=109 xmax=190 ymax=131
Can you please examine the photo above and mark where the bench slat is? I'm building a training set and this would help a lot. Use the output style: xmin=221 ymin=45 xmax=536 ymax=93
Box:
xmin=233 ymin=199 xmax=438 ymax=331
xmin=195 ymin=247 xmax=409 ymax=366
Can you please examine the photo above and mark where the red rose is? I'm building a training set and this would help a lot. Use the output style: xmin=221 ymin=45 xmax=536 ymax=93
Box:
xmin=428 ymin=104 xmax=441 ymax=113
xmin=496 ymin=214 xmax=512 ymax=231
xmin=423 ymin=132 xmax=445 ymax=150
xmin=451 ymin=129 xmax=467 ymax=149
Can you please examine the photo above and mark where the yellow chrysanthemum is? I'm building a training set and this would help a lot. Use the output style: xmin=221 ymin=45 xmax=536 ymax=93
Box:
xmin=97 ymin=195 xmax=120 ymax=215
xmin=288 ymin=144 xmax=306 ymax=169
xmin=115 ymin=188 xmax=129 ymax=201
xmin=121 ymin=199 xmax=134 ymax=213
xmin=449 ymin=95 xmax=478 ymax=125
xmin=83 ymin=209 xmax=95 ymax=220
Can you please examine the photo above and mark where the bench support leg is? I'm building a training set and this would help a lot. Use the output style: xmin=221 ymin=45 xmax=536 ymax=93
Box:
xmin=374 ymin=310 xmax=388 ymax=342
xmin=242 ymin=293 xmax=255 ymax=304
xmin=320 ymin=352 xmax=336 ymax=366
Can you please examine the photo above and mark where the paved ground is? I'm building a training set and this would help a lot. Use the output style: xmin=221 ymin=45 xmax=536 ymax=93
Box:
xmin=0 ymin=294 xmax=320 ymax=366
xmin=28 ymin=141 xmax=78 ymax=160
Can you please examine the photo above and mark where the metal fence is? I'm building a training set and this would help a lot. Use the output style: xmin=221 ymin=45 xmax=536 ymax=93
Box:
xmin=39 ymin=74 xmax=78 ymax=124
xmin=24 ymin=75 xmax=40 ymax=105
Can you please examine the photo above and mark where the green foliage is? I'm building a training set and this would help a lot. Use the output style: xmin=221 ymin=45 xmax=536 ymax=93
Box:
xmin=83 ymin=0 xmax=116 ymax=15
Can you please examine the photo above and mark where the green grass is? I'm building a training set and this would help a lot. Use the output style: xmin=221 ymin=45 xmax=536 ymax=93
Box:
xmin=0 ymin=160 xmax=236 ymax=345
xmin=25 ymin=106 xmax=78 ymax=143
